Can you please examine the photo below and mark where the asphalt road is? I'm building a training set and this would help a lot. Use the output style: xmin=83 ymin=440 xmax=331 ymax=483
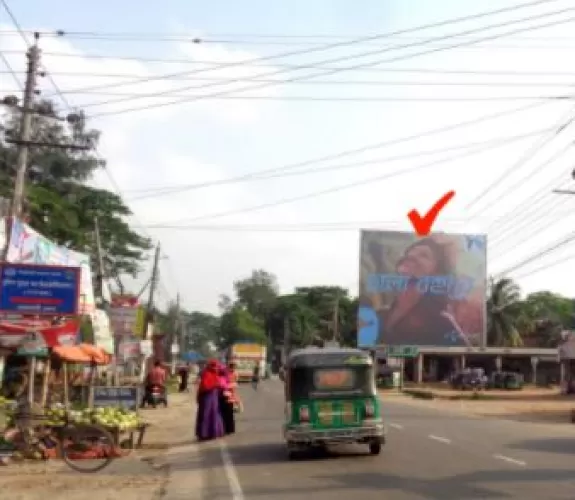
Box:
xmin=196 ymin=380 xmax=575 ymax=499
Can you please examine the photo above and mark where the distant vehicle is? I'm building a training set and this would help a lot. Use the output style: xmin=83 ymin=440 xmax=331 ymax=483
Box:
xmin=450 ymin=368 xmax=487 ymax=391
xmin=487 ymin=371 xmax=524 ymax=391
xmin=226 ymin=343 xmax=267 ymax=383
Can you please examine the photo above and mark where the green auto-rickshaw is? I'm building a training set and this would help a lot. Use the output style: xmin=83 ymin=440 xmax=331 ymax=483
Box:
xmin=283 ymin=346 xmax=386 ymax=459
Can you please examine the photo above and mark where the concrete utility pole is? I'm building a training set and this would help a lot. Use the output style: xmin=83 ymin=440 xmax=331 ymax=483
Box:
xmin=93 ymin=215 xmax=105 ymax=302
xmin=11 ymin=34 xmax=41 ymax=218
xmin=143 ymin=242 xmax=161 ymax=340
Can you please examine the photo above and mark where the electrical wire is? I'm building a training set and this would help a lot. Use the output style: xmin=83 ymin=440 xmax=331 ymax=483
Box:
xmin=4 ymin=28 xmax=575 ymax=42
xmin=124 ymin=126 xmax=558 ymax=201
xmin=496 ymin=229 xmax=575 ymax=276
xmin=487 ymin=176 xmax=573 ymax=249
xmin=1 ymin=0 xmax=180 ymax=301
xmin=141 ymin=210 xmax=575 ymax=231
xmin=513 ymin=251 xmax=575 ymax=279
xmin=16 ymin=91 xmax=575 ymax=104
xmin=113 ymin=101 xmax=554 ymax=198
xmin=14 ymin=50 xmax=575 ymax=77
xmin=83 ymin=8 xmax=575 ymax=117
xmin=31 ymin=0 xmax=564 ymax=100
xmin=463 ymin=103 xmax=575 ymax=217
xmin=145 ymin=136 xmax=531 ymax=227
xmin=0 ymin=53 xmax=22 ymax=90
xmin=8 ymin=70 xmax=575 ymax=88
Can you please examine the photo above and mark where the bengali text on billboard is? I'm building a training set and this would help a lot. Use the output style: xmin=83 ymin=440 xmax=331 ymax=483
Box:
xmin=358 ymin=231 xmax=487 ymax=348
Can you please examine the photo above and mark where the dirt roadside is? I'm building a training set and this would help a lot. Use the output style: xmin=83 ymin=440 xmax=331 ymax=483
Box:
xmin=381 ymin=387 xmax=575 ymax=424
xmin=0 ymin=392 xmax=199 ymax=500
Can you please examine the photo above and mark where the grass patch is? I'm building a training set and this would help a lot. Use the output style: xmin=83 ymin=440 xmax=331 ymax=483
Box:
xmin=403 ymin=389 xmax=434 ymax=400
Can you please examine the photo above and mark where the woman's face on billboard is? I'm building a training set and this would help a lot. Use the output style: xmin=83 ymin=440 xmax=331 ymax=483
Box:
xmin=397 ymin=244 xmax=437 ymax=277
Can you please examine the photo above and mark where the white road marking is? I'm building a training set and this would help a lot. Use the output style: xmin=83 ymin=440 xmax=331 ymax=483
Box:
xmin=428 ymin=434 xmax=451 ymax=444
xmin=219 ymin=440 xmax=245 ymax=500
xmin=493 ymin=454 xmax=527 ymax=467
xmin=389 ymin=423 xmax=403 ymax=430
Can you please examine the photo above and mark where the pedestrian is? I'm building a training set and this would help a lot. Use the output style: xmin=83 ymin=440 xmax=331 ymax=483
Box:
xmin=218 ymin=363 xmax=236 ymax=435
xmin=178 ymin=363 xmax=190 ymax=392
xmin=195 ymin=359 xmax=225 ymax=441
xmin=252 ymin=362 xmax=260 ymax=390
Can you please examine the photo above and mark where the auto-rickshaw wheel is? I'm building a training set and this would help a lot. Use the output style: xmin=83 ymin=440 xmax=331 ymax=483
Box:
xmin=369 ymin=441 xmax=382 ymax=455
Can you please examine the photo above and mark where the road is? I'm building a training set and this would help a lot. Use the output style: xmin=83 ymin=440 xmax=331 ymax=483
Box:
xmin=192 ymin=380 xmax=575 ymax=499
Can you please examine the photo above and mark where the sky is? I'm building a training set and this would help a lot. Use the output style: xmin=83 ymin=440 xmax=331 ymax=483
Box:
xmin=3 ymin=0 xmax=575 ymax=314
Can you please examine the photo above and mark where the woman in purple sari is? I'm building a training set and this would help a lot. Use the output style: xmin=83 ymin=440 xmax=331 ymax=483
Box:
xmin=195 ymin=359 xmax=225 ymax=441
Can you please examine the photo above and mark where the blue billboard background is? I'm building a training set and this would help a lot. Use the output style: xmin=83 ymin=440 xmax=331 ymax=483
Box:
xmin=0 ymin=264 xmax=80 ymax=315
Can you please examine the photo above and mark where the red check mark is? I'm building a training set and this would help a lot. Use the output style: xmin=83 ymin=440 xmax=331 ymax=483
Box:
xmin=407 ymin=190 xmax=455 ymax=236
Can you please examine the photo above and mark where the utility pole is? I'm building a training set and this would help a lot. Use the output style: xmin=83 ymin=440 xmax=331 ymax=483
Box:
xmin=171 ymin=292 xmax=181 ymax=375
xmin=11 ymin=34 xmax=41 ymax=218
xmin=282 ymin=316 xmax=290 ymax=365
xmin=144 ymin=242 xmax=161 ymax=341
xmin=93 ymin=216 xmax=105 ymax=303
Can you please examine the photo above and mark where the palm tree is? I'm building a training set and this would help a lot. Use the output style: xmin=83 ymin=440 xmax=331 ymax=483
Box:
xmin=487 ymin=277 xmax=525 ymax=347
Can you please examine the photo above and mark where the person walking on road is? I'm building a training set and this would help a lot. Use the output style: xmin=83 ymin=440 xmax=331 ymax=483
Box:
xmin=252 ymin=362 xmax=260 ymax=390
xmin=218 ymin=363 xmax=236 ymax=435
xmin=195 ymin=359 xmax=225 ymax=442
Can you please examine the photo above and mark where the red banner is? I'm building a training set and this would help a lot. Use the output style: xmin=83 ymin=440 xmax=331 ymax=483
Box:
xmin=0 ymin=319 xmax=79 ymax=349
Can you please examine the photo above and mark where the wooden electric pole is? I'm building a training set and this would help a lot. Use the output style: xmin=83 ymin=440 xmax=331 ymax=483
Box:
xmin=143 ymin=243 xmax=161 ymax=340
xmin=11 ymin=34 xmax=40 ymax=218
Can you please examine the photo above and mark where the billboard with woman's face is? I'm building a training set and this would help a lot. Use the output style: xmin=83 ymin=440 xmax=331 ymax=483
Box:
xmin=358 ymin=231 xmax=487 ymax=348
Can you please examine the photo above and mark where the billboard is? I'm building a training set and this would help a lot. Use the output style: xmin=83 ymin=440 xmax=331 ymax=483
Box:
xmin=0 ymin=263 xmax=81 ymax=316
xmin=5 ymin=218 xmax=95 ymax=315
xmin=358 ymin=231 xmax=486 ymax=348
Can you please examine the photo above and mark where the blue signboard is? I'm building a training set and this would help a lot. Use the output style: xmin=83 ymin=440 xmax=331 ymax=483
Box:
xmin=0 ymin=263 xmax=80 ymax=316
xmin=93 ymin=386 xmax=140 ymax=411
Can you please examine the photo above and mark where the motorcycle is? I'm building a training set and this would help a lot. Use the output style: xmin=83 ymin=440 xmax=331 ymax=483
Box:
xmin=144 ymin=384 xmax=168 ymax=408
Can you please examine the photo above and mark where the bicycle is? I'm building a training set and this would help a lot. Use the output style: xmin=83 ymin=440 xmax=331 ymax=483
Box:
xmin=5 ymin=400 xmax=117 ymax=473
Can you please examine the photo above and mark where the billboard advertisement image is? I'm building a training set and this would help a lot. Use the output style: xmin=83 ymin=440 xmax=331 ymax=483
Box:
xmin=358 ymin=231 xmax=487 ymax=348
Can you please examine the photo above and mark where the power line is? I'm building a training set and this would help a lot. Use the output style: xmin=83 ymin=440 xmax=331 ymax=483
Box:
xmin=487 ymin=169 xmax=574 ymax=250
xmin=497 ymin=230 xmax=575 ymax=276
xmin=8 ymin=93 xmax=570 ymax=104
xmin=25 ymin=0 xmax=558 ymax=102
xmin=5 ymin=28 xmax=575 ymax=42
xmin=141 ymin=211 xmax=575 ymax=231
xmin=123 ymin=126 xmax=557 ymax=201
xmin=0 ymin=0 xmax=177 ymax=302
xmin=119 ymin=102 xmax=551 ymax=198
xmin=463 ymin=102 xmax=575 ymax=216
xmin=84 ymin=8 xmax=575 ymax=117
xmin=10 ymin=49 xmax=575 ymax=78
xmin=0 ymin=51 xmax=22 ymax=90
xmin=7 ymin=71 xmax=575 ymax=88
xmin=145 ymin=136 xmax=531 ymax=227
xmin=513 ymin=251 xmax=575 ymax=279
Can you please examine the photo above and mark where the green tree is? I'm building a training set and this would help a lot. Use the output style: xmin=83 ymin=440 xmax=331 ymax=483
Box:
xmin=233 ymin=269 xmax=279 ymax=321
xmin=219 ymin=306 xmax=266 ymax=347
xmin=267 ymin=294 xmax=319 ymax=349
xmin=519 ymin=291 xmax=573 ymax=347
xmin=0 ymin=99 xmax=151 ymax=280
xmin=487 ymin=277 xmax=524 ymax=347
xmin=183 ymin=311 xmax=221 ymax=355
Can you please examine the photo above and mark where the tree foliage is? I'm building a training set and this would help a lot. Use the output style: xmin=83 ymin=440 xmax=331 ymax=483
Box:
xmin=0 ymin=99 xmax=151 ymax=279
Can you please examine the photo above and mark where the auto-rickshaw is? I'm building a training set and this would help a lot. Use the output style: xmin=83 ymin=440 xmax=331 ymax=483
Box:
xmin=283 ymin=346 xmax=386 ymax=459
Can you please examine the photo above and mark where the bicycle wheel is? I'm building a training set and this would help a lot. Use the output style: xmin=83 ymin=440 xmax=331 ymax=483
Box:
xmin=60 ymin=424 xmax=117 ymax=473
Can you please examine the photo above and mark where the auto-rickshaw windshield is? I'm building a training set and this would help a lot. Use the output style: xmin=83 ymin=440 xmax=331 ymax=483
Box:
xmin=289 ymin=365 xmax=375 ymax=399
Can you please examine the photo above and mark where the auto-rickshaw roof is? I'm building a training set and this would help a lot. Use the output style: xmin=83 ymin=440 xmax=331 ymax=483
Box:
xmin=286 ymin=347 xmax=372 ymax=368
